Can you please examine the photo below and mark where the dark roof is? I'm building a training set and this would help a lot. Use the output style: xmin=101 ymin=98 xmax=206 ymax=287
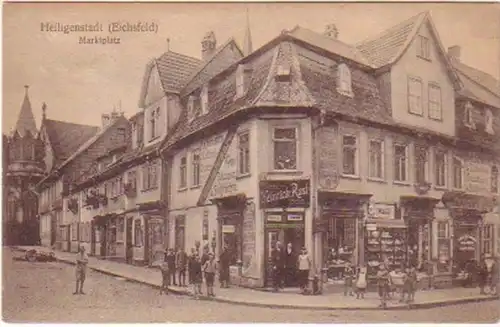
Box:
xmin=156 ymin=51 xmax=202 ymax=92
xmin=453 ymin=60 xmax=500 ymax=97
xmin=457 ymin=70 xmax=500 ymax=109
xmin=356 ymin=12 xmax=426 ymax=68
xmin=43 ymin=119 xmax=99 ymax=165
xmin=288 ymin=26 xmax=371 ymax=66
xmin=453 ymin=59 xmax=500 ymax=106
xmin=14 ymin=88 xmax=38 ymax=137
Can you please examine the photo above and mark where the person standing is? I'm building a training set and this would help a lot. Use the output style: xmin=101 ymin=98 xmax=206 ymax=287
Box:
xmin=219 ymin=245 xmax=231 ymax=288
xmin=271 ymin=241 xmax=284 ymax=291
xmin=376 ymin=263 xmax=391 ymax=309
xmin=188 ymin=249 xmax=202 ymax=299
xmin=175 ymin=247 xmax=188 ymax=287
xmin=355 ymin=266 xmax=367 ymax=299
xmin=201 ymin=245 xmax=210 ymax=266
xmin=203 ymin=253 xmax=218 ymax=297
xmin=406 ymin=265 xmax=418 ymax=303
xmin=297 ymin=247 xmax=312 ymax=293
xmin=481 ymin=254 xmax=498 ymax=295
xmin=284 ymin=242 xmax=297 ymax=287
xmin=159 ymin=261 xmax=170 ymax=295
xmin=165 ymin=248 xmax=177 ymax=286
xmin=343 ymin=262 xmax=355 ymax=296
xmin=73 ymin=245 xmax=89 ymax=295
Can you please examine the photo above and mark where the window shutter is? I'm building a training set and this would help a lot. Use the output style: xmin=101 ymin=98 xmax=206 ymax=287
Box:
xmin=431 ymin=220 xmax=438 ymax=259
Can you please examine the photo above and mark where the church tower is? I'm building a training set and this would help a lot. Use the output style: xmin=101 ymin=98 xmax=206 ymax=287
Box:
xmin=3 ymin=85 xmax=45 ymax=245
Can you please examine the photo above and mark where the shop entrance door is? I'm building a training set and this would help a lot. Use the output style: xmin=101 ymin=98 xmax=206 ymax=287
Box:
xmin=125 ymin=217 xmax=133 ymax=264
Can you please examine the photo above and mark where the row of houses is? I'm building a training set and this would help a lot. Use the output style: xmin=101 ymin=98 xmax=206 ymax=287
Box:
xmin=29 ymin=11 xmax=500 ymax=289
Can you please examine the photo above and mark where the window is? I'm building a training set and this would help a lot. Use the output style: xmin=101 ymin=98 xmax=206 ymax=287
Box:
xmin=201 ymin=86 xmax=209 ymax=115
xmin=408 ymin=77 xmax=423 ymax=115
xmin=336 ymin=63 xmax=353 ymax=96
xmin=434 ymin=150 xmax=447 ymax=187
xmin=368 ymin=139 xmax=384 ymax=179
xmin=485 ymin=109 xmax=494 ymax=134
xmin=417 ymin=35 xmax=430 ymax=60
xmin=179 ymin=155 xmax=187 ymax=189
xmin=342 ymin=135 xmax=358 ymax=176
xmin=117 ymin=127 xmax=126 ymax=143
xmin=131 ymin=122 xmax=137 ymax=149
xmin=236 ymin=65 xmax=245 ymax=98
xmin=414 ymin=145 xmax=429 ymax=184
xmin=127 ymin=170 xmax=137 ymax=189
xmin=116 ymin=218 xmax=124 ymax=242
xmin=187 ymin=96 xmax=195 ymax=122
xmin=150 ymin=108 xmax=160 ymax=140
xmin=481 ymin=224 xmax=493 ymax=255
xmin=71 ymin=223 xmax=78 ymax=241
xmin=273 ymin=127 xmax=297 ymax=170
xmin=192 ymin=151 xmax=200 ymax=187
xmin=464 ymin=102 xmax=475 ymax=127
xmin=134 ymin=219 xmax=143 ymax=247
xmin=428 ymin=84 xmax=442 ymax=120
xmin=175 ymin=215 xmax=186 ymax=251
xmin=452 ymin=157 xmax=463 ymax=189
xmin=394 ymin=144 xmax=408 ymax=182
xmin=491 ymin=166 xmax=498 ymax=193
xmin=137 ymin=122 xmax=144 ymax=146
xmin=238 ymin=132 xmax=250 ymax=175
xmin=436 ymin=221 xmax=451 ymax=273
xmin=142 ymin=161 xmax=158 ymax=190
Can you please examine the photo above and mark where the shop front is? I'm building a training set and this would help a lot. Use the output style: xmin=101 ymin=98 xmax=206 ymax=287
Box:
xmin=136 ymin=200 xmax=168 ymax=266
xmin=259 ymin=179 xmax=310 ymax=287
xmin=318 ymin=191 xmax=371 ymax=283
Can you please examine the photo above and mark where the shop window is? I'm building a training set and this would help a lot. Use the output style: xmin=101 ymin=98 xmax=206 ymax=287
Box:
xmin=408 ymin=220 xmax=430 ymax=272
xmin=434 ymin=150 xmax=447 ymax=187
xmin=452 ymin=157 xmax=463 ymax=189
xmin=238 ymin=132 xmax=250 ymax=176
xmin=436 ymin=222 xmax=452 ymax=273
xmin=273 ymin=127 xmax=297 ymax=170
xmin=222 ymin=212 xmax=243 ymax=266
xmin=191 ymin=151 xmax=201 ymax=187
xmin=179 ymin=155 xmax=187 ymax=189
xmin=414 ymin=145 xmax=429 ymax=184
xmin=175 ymin=215 xmax=186 ymax=251
xmin=151 ymin=220 xmax=163 ymax=246
xmin=394 ymin=144 xmax=408 ymax=182
xmin=491 ymin=166 xmax=498 ymax=193
xmin=342 ymin=135 xmax=358 ymax=176
xmin=368 ymin=139 xmax=384 ymax=179
xmin=365 ymin=228 xmax=407 ymax=277
xmin=116 ymin=218 xmax=124 ymax=242
xmin=428 ymin=84 xmax=442 ymax=120
xmin=417 ymin=35 xmax=430 ymax=60
xmin=324 ymin=218 xmax=355 ymax=279
xmin=482 ymin=224 xmax=493 ymax=255
xmin=408 ymin=77 xmax=423 ymax=115
xmin=134 ymin=219 xmax=143 ymax=247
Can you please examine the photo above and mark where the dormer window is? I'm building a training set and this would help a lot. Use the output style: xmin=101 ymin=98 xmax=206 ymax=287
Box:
xmin=201 ymin=85 xmax=209 ymax=115
xmin=276 ymin=63 xmax=291 ymax=82
xmin=236 ymin=65 xmax=246 ymax=98
xmin=336 ymin=63 xmax=353 ymax=97
xmin=131 ymin=122 xmax=137 ymax=149
xmin=464 ymin=101 xmax=475 ymax=128
xmin=187 ymin=96 xmax=195 ymax=122
xmin=485 ymin=108 xmax=494 ymax=134
xmin=150 ymin=107 xmax=160 ymax=140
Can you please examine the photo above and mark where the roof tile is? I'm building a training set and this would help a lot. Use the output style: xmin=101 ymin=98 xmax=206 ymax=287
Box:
xmin=156 ymin=51 xmax=202 ymax=92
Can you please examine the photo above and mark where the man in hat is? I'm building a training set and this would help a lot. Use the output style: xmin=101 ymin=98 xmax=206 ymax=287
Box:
xmin=74 ymin=245 xmax=89 ymax=295
xmin=480 ymin=253 xmax=498 ymax=295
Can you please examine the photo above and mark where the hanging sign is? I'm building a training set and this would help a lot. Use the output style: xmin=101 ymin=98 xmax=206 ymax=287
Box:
xmin=222 ymin=225 xmax=235 ymax=233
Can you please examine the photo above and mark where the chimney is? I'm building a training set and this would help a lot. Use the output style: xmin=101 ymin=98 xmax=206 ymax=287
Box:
xmin=448 ymin=45 xmax=461 ymax=62
xmin=324 ymin=24 xmax=339 ymax=39
xmin=201 ymin=31 xmax=217 ymax=61
xmin=101 ymin=114 xmax=110 ymax=128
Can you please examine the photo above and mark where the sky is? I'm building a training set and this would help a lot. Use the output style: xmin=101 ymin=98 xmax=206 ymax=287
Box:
xmin=3 ymin=2 xmax=500 ymax=133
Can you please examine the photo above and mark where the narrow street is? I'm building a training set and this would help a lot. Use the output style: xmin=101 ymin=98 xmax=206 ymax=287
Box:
xmin=2 ymin=248 xmax=498 ymax=323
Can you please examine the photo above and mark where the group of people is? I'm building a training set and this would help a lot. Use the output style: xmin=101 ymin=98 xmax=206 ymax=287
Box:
xmin=159 ymin=245 xmax=232 ymax=299
xmin=270 ymin=241 xmax=313 ymax=293
xmin=458 ymin=254 xmax=498 ymax=295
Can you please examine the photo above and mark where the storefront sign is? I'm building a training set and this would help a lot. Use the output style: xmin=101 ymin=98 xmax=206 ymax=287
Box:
xmin=457 ymin=234 xmax=476 ymax=252
xmin=267 ymin=214 xmax=282 ymax=222
xmin=366 ymin=224 xmax=377 ymax=231
xmin=465 ymin=162 xmax=491 ymax=194
xmin=368 ymin=203 xmax=395 ymax=220
xmin=259 ymin=180 xmax=310 ymax=209
xmin=287 ymin=214 xmax=303 ymax=221
xmin=222 ymin=225 xmax=235 ymax=233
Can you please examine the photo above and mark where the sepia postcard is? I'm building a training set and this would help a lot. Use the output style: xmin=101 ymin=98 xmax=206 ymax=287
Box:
xmin=2 ymin=1 xmax=500 ymax=324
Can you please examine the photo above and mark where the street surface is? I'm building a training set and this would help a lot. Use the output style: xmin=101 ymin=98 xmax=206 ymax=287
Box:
xmin=2 ymin=248 xmax=499 ymax=323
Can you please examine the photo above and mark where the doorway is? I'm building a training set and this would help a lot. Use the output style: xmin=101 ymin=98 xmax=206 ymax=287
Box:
xmin=126 ymin=217 xmax=133 ymax=264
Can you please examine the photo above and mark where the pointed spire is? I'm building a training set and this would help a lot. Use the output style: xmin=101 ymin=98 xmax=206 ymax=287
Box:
xmin=42 ymin=102 xmax=47 ymax=121
xmin=243 ymin=8 xmax=253 ymax=56
xmin=14 ymin=85 xmax=37 ymax=137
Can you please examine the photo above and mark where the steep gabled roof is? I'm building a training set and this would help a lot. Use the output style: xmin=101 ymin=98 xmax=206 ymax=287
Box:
xmin=14 ymin=86 xmax=38 ymax=137
xmin=356 ymin=12 xmax=426 ymax=68
xmin=288 ymin=26 xmax=371 ymax=67
xmin=453 ymin=59 xmax=500 ymax=98
xmin=156 ymin=51 xmax=202 ymax=92
xmin=43 ymin=119 xmax=99 ymax=166
xmin=456 ymin=69 xmax=500 ymax=109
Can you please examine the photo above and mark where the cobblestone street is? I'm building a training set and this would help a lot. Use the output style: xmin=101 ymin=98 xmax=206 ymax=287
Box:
xmin=2 ymin=248 xmax=499 ymax=323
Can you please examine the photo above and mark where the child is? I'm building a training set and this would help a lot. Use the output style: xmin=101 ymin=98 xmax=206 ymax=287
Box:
xmin=406 ymin=266 xmax=417 ymax=303
xmin=400 ymin=267 xmax=409 ymax=303
xmin=202 ymin=253 xmax=218 ymax=297
xmin=355 ymin=266 xmax=368 ymax=299
xmin=159 ymin=261 xmax=170 ymax=295
xmin=188 ymin=250 xmax=202 ymax=299
xmin=376 ymin=264 xmax=391 ymax=309
xmin=343 ymin=262 xmax=355 ymax=296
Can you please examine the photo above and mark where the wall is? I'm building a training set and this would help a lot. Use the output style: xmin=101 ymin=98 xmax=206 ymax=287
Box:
xmin=391 ymin=21 xmax=456 ymax=136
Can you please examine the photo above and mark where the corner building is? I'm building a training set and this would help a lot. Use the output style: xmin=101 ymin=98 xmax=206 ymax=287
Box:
xmin=160 ymin=12 xmax=499 ymax=289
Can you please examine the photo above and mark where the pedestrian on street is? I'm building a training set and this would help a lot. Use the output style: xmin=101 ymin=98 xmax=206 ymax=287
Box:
xmin=188 ymin=249 xmax=202 ymax=299
xmin=159 ymin=261 xmax=170 ymax=295
xmin=406 ymin=265 xmax=417 ymax=303
xmin=201 ymin=244 xmax=210 ymax=266
xmin=284 ymin=242 xmax=297 ymax=287
xmin=219 ymin=244 xmax=231 ymax=288
xmin=376 ymin=263 xmax=391 ymax=309
xmin=203 ymin=253 xmax=218 ymax=297
xmin=355 ymin=266 xmax=367 ymax=299
xmin=176 ymin=247 xmax=188 ymax=287
xmin=343 ymin=262 xmax=355 ymax=296
xmin=480 ymin=253 xmax=498 ymax=295
xmin=165 ymin=248 xmax=177 ymax=286
xmin=73 ymin=245 xmax=88 ymax=295
xmin=297 ymin=247 xmax=311 ymax=294
xmin=271 ymin=241 xmax=284 ymax=291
